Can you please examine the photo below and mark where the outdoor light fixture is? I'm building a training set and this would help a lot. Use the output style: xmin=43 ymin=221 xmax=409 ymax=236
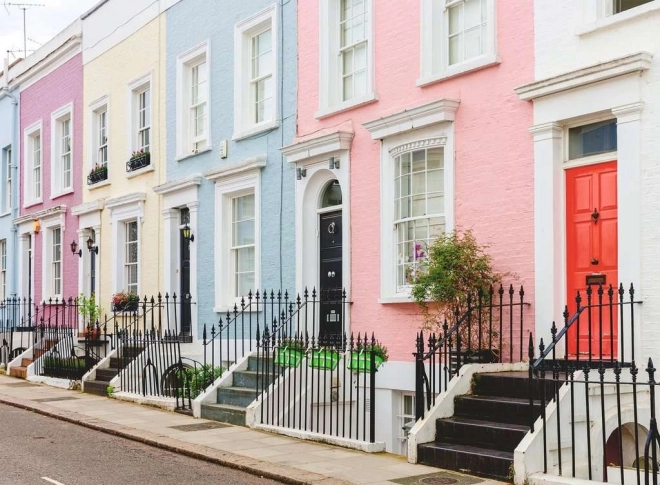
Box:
xmin=182 ymin=223 xmax=195 ymax=242
xmin=328 ymin=157 xmax=340 ymax=170
xmin=87 ymin=237 xmax=98 ymax=254
xmin=296 ymin=167 xmax=307 ymax=180
xmin=70 ymin=240 xmax=82 ymax=258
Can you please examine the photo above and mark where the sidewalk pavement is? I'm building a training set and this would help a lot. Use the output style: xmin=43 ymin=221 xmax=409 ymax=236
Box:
xmin=0 ymin=374 xmax=504 ymax=485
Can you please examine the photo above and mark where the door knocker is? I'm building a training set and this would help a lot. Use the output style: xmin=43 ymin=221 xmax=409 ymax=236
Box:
xmin=328 ymin=222 xmax=336 ymax=234
xmin=591 ymin=208 xmax=599 ymax=223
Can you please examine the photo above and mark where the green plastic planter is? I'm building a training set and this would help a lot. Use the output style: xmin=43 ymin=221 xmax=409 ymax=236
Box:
xmin=274 ymin=347 xmax=304 ymax=367
xmin=309 ymin=349 xmax=340 ymax=371
xmin=348 ymin=351 xmax=384 ymax=373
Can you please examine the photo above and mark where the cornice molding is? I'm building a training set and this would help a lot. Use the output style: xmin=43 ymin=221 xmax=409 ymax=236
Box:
xmin=16 ymin=36 xmax=82 ymax=92
xmin=153 ymin=174 xmax=203 ymax=195
xmin=72 ymin=200 xmax=105 ymax=217
xmin=363 ymin=99 xmax=460 ymax=140
xmin=104 ymin=192 xmax=147 ymax=210
xmin=389 ymin=137 xmax=447 ymax=157
xmin=515 ymin=52 xmax=652 ymax=101
xmin=13 ymin=205 xmax=67 ymax=226
xmin=204 ymin=156 xmax=267 ymax=182
xmin=281 ymin=131 xmax=354 ymax=163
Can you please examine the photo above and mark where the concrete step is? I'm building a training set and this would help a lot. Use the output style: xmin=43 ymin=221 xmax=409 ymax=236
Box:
xmin=21 ymin=358 xmax=33 ymax=367
xmin=9 ymin=366 xmax=27 ymax=379
xmin=232 ymin=369 xmax=274 ymax=389
xmin=84 ymin=380 xmax=111 ymax=396
xmin=200 ymin=403 xmax=246 ymax=426
xmin=217 ymin=386 xmax=257 ymax=408
xmin=95 ymin=368 xmax=119 ymax=382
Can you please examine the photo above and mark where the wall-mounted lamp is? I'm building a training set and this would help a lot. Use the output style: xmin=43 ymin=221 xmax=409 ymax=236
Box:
xmin=328 ymin=157 xmax=340 ymax=170
xmin=182 ymin=223 xmax=195 ymax=242
xmin=70 ymin=240 xmax=82 ymax=258
xmin=87 ymin=236 xmax=98 ymax=254
xmin=296 ymin=167 xmax=307 ymax=180
xmin=33 ymin=219 xmax=40 ymax=234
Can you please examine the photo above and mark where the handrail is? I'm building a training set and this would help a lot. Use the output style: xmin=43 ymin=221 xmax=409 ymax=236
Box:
xmin=531 ymin=306 xmax=587 ymax=370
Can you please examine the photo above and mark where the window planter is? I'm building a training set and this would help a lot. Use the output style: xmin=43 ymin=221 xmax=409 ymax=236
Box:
xmin=309 ymin=349 xmax=340 ymax=371
xmin=274 ymin=347 xmax=305 ymax=368
xmin=112 ymin=301 xmax=139 ymax=312
xmin=87 ymin=166 xmax=108 ymax=185
xmin=348 ymin=350 xmax=384 ymax=373
xmin=126 ymin=152 xmax=150 ymax=172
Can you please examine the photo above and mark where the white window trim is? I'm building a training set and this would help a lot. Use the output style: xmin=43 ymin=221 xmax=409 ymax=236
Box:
xmin=234 ymin=5 xmax=279 ymax=140
xmin=418 ymin=0 xmax=498 ymax=87
xmin=123 ymin=220 xmax=139 ymax=295
xmin=317 ymin=0 xmax=376 ymax=118
xmin=578 ymin=0 xmax=660 ymax=36
xmin=23 ymin=120 xmax=43 ymax=207
xmin=41 ymin=214 xmax=65 ymax=301
xmin=176 ymin=41 xmax=211 ymax=160
xmin=50 ymin=102 xmax=74 ymax=199
xmin=127 ymin=73 xmax=152 ymax=160
xmin=378 ymin=126 xmax=455 ymax=302
xmin=212 ymin=170 xmax=261 ymax=312
xmin=2 ymin=146 xmax=11 ymax=215
xmin=109 ymin=198 xmax=144 ymax=295
xmin=0 ymin=239 xmax=6 ymax=301
xmin=88 ymin=94 xmax=110 ymax=175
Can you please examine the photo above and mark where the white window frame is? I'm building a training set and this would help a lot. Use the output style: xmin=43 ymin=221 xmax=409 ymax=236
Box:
xmin=379 ymin=126 xmax=455 ymax=302
xmin=397 ymin=393 xmax=416 ymax=454
xmin=0 ymin=239 xmax=6 ymax=301
xmin=234 ymin=5 xmax=279 ymax=140
xmin=176 ymin=41 xmax=210 ymax=159
xmin=2 ymin=146 xmax=11 ymax=214
xmin=213 ymin=171 xmax=261 ymax=311
xmin=124 ymin=220 xmax=139 ymax=295
xmin=419 ymin=0 xmax=498 ymax=87
xmin=579 ymin=0 xmax=660 ymax=33
xmin=108 ymin=197 xmax=144 ymax=295
xmin=318 ymin=0 xmax=376 ymax=118
xmin=51 ymin=103 xmax=74 ymax=198
xmin=23 ymin=120 xmax=43 ymax=207
xmin=41 ymin=215 xmax=65 ymax=300
xmin=127 ymin=73 xmax=152 ymax=158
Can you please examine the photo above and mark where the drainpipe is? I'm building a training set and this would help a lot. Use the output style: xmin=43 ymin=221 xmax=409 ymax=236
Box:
xmin=2 ymin=56 xmax=20 ymax=297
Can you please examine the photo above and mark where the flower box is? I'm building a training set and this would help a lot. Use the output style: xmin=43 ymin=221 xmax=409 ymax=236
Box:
xmin=309 ymin=349 xmax=340 ymax=371
xmin=112 ymin=301 xmax=138 ymax=312
xmin=274 ymin=347 xmax=305 ymax=367
xmin=348 ymin=350 xmax=384 ymax=373
xmin=87 ymin=166 xmax=108 ymax=185
xmin=126 ymin=152 xmax=150 ymax=172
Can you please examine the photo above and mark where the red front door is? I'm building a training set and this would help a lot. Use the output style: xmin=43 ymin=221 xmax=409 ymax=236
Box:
xmin=566 ymin=161 xmax=618 ymax=358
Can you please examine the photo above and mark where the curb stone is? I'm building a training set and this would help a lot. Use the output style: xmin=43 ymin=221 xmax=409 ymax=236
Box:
xmin=0 ymin=392 xmax=353 ymax=485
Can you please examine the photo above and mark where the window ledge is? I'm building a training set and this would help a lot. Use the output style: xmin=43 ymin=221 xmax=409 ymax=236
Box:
xmin=233 ymin=120 xmax=279 ymax=141
xmin=417 ymin=53 xmax=500 ymax=87
xmin=88 ymin=179 xmax=111 ymax=190
xmin=378 ymin=295 xmax=416 ymax=304
xmin=125 ymin=164 xmax=155 ymax=179
xmin=50 ymin=188 xmax=74 ymax=200
xmin=0 ymin=211 xmax=11 ymax=218
xmin=315 ymin=92 xmax=378 ymax=120
xmin=176 ymin=147 xmax=212 ymax=162
xmin=576 ymin=2 xmax=660 ymax=36
xmin=23 ymin=199 xmax=43 ymax=210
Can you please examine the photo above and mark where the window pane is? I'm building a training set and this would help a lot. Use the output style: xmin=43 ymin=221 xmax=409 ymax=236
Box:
xmin=614 ymin=0 xmax=653 ymax=14
xmin=464 ymin=27 xmax=483 ymax=60
xmin=448 ymin=4 xmax=462 ymax=35
xmin=427 ymin=169 xmax=444 ymax=193
xmin=449 ymin=35 xmax=462 ymax=65
xmin=464 ymin=0 xmax=482 ymax=29
xmin=427 ymin=148 xmax=444 ymax=170
xmin=568 ymin=119 xmax=617 ymax=160
xmin=321 ymin=181 xmax=343 ymax=207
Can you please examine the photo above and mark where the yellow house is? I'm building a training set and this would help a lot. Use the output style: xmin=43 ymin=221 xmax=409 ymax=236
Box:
xmin=73 ymin=1 xmax=176 ymax=315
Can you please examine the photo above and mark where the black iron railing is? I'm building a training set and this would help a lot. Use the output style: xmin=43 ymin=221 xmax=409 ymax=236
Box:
xmin=414 ymin=284 xmax=527 ymax=420
xmin=33 ymin=326 xmax=103 ymax=380
xmin=255 ymin=327 xmax=377 ymax=443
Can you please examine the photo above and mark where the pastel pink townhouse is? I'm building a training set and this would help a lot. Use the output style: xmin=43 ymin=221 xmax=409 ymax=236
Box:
xmin=281 ymin=0 xmax=534 ymax=459
xmin=15 ymin=20 xmax=83 ymax=308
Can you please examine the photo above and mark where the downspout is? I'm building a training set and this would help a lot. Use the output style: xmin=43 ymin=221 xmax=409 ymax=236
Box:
xmin=2 ymin=57 xmax=20 ymax=297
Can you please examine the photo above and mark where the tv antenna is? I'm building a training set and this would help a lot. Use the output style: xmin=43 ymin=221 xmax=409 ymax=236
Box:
xmin=3 ymin=2 xmax=45 ymax=59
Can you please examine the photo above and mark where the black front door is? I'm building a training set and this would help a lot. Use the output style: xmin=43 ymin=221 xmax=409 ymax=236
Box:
xmin=180 ymin=229 xmax=192 ymax=339
xmin=90 ymin=230 xmax=96 ymax=295
xmin=27 ymin=237 xmax=32 ymax=305
xmin=319 ymin=211 xmax=342 ymax=342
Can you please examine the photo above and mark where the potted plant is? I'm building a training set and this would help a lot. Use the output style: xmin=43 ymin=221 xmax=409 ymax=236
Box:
xmin=111 ymin=291 xmax=140 ymax=312
xmin=78 ymin=293 xmax=103 ymax=338
xmin=87 ymin=164 xmax=108 ymax=185
xmin=126 ymin=149 xmax=150 ymax=172
xmin=274 ymin=338 xmax=306 ymax=367
xmin=410 ymin=229 xmax=504 ymax=364
xmin=348 ymin=340 xmax=388 ymax=373
xmin=309 ymin=346 xmax=340 ymax=371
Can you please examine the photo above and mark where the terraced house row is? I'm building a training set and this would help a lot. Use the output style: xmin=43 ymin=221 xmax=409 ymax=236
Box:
xmin=2 ymin=0 xmax=660 ymax=483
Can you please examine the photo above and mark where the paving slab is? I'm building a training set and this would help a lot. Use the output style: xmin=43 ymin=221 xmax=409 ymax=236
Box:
xmin=0 ymin=374 xmax=506 ymax=485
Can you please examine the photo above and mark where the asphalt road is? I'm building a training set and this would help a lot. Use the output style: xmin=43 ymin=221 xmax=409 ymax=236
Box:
xmin=0 ymin=403 xmax=284 ymax=485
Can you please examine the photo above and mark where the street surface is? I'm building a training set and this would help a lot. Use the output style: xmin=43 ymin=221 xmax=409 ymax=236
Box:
xmin=0 ymin=403 xmax=283 ymax=485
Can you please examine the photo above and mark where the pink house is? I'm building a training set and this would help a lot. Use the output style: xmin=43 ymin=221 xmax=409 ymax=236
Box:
xmin=16 ymin=22 xmax=83 ymax=307
xmin=282 ymin=0 xmax=534 ymax=453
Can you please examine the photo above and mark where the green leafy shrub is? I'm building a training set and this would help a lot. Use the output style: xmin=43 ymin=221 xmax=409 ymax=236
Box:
xmin=178 ymin=365 xmax=225 ymax=399
xmin=77 ymin=293 xmax=103 ymax=327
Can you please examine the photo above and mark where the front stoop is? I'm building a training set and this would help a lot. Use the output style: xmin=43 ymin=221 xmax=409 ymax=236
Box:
xmin=9 ymin=339 xmax=58 ymax=379
xmin=201 ymin=356 xmax=273 ymax=426
xmin=84 ymin=347 xmax=144 ymax=396
xmin=417 ymin=371 xmax=551 ymax=481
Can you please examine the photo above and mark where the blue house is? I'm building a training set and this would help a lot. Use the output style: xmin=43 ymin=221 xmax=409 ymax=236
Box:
xmin=157 ymin=0 xmax=297 ymax=342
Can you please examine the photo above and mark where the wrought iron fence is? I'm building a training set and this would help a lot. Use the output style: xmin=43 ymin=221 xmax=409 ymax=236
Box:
xmin=255 ymin=327 xmax=377 ymax=443
xmin=110 ymin=293 xmax=194 ymax=340
xmin=32 ymin=325 xmax=103 ymax=380
xmin=414 ymin=284 xmax=527 ymax=420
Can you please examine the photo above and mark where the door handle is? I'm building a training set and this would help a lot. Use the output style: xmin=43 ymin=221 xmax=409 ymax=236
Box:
xmin=591 ymin=258 xmax=599 ymax=265
xmin=591 ymin=208 xmax=599 ymax=223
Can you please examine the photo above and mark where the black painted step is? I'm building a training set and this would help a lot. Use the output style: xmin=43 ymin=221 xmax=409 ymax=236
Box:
xmin=454 ymin=395 xmax=542 ymax=426
xmin=95 ymin=368 xmax=119 ymax=382
xmin=472 ymin=372 xmax=555 ymax=401
xmin=417 ymin=442 xmax=513 ymax=481
xmin=436 ymin=417 xmax=528 ymax=452
xmin=84 ymin=380 xmax=110 ymax=396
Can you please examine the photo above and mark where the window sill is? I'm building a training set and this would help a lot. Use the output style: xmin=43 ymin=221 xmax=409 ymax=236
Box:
xmin=125 ymin=164 xmax=155 ymax=179
xmin=576 ymin=2 xmax=660 ymax=36
xmin=0 ymin=211 xmax=11 ymax=218
xmin=378 ymin=295 xmax=416 ymax=304
xmin=50 ymin=188 xmax=74 ymax=201
xmin=88 ymin=179 xmax=111 ymax=190
xmin=233 ymin=120 xmax=279 ymax=141
xmin=315 ymin=92 xmax=378 ymax=120
xmin=176 ymin=147 xmax=212 ymax=162
xmin=23 ymin=199 xmax=43 ymax=210
xmin=417 ymin=54 xmax=500 ymax=87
